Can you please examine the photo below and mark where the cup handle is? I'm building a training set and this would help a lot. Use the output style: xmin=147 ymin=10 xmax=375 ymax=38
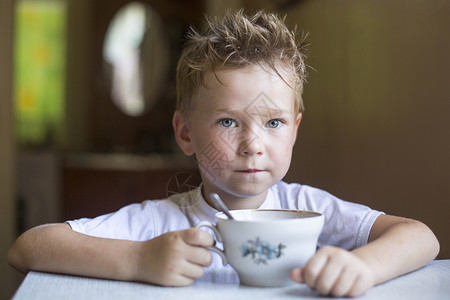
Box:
xmin=195 ymin=221 xmax=228 ymax=266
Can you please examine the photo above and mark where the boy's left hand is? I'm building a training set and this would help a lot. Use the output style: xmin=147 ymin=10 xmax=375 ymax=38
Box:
xmin=290 ymin=246 xmax=375 ymax=297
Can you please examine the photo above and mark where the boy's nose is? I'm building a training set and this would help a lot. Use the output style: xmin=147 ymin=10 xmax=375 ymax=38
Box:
xmin=238 ymin=130 xmax=264 ymax=156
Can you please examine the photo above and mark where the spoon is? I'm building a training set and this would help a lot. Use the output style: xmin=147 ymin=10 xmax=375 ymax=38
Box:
xmin=210 ymin=193 xmax=235 ymax=220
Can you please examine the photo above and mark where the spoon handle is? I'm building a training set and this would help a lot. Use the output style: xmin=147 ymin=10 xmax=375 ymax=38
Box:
xmin=210 ymin=193 xmax=235 ymax=220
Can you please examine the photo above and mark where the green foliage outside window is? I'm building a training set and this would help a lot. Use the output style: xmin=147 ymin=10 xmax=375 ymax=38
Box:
xmin=14 ymin=0 xmax=66 ymax=147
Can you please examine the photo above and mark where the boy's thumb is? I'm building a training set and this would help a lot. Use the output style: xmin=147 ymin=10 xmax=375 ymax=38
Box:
xmin=290 ymin=268 xmax=305 ymax=283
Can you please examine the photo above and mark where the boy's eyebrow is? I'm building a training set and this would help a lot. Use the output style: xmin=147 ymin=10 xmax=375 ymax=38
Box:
xmin=211 ymin=107 xmax=293 ymax=116
xmin=210 ymin=108 xmax=242 ymax=115
xmin=210 ymin=108 xmax=237 ymax=113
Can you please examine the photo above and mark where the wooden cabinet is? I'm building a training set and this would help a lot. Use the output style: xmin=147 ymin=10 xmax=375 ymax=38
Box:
xmin=63 ymin=154 xmax=200 ymax=220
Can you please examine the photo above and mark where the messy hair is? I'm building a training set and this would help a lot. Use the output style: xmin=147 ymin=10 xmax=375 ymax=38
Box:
xmin=176 ymin=9 xmax=308 ymax=118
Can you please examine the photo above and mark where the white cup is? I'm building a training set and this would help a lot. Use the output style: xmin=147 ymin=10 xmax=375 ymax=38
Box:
xmin=196 ymin=209 xmax=324 ymax=287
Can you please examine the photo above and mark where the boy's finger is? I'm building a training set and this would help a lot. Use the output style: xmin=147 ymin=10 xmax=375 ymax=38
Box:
xmin=314 ymin=256 xmax=344 ymax=295
xmin=180 ymin=259 xmax=206 ymax=280
xmin=181 ymin=228 xmax=215 ymax=247
xmin=186 ymin=246 xmax=213 ymax=267
xmin=289 ymin=268 xmax=304 ymax=283
xmin=303 ymin=249 xmax=329 ymax=288
xmin=347 ymin=272 xmax=374 ymax=297
xmin=330 ymin=267 xmax=358 ymax=297
xmin=167 ymin=272 xmax=196 ymax=287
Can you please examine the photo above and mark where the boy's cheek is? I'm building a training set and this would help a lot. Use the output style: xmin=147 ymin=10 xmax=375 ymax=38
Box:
xmin=197 ymin=149 xmax=232 ymax=182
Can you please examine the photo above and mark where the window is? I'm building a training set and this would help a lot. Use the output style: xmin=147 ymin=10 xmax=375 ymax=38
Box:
xmin=14 ymin=0 xmax=67 ymax=147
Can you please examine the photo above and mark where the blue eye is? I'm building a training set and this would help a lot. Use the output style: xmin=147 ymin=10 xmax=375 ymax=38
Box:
xmin=266 ymin=119 xmax=281 ymax=128
xmin=219 ymin=118 xmax=236 ymax=128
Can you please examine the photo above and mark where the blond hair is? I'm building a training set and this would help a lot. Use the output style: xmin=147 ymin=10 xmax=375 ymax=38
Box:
xmin=176 ymin=9 xmax=307 ymax=118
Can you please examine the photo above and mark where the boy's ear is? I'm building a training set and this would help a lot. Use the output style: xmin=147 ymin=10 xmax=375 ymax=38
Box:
xmin=172 ymin=111 xmax=195 ymax=156
xmin=293 ymin=112 xmax=302 ymax=143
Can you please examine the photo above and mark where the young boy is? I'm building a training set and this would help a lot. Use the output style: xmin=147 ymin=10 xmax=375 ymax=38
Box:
xmin=8 ymin=10 xmax=439 ymax=297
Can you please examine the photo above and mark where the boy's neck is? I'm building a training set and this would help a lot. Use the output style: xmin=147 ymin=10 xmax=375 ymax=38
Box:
xmin=201 ymin=186 xmax=268 ymax=210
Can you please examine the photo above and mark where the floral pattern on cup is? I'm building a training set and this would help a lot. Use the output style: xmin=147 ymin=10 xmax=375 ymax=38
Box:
xmin=240 ymin=237 xmax=286 ymax=265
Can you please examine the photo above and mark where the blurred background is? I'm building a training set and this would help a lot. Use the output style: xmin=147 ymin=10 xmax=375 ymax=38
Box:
xmin=1 ymin=0 xmax=449 ymax=298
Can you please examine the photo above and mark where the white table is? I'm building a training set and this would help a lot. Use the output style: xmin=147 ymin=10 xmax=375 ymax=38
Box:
xmin=12 ymin=260 xmax=450 ymax=300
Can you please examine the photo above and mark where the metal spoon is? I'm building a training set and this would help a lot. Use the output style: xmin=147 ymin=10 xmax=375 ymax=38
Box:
xmin=210 ymin=193 xmax=235 ymax=220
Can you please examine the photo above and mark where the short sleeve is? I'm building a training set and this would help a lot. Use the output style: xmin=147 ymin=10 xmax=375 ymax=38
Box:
xmin=298 ymin=185 xmax=383 ymax=250
xmin=271 ymin=182 xmax=383 ymax=250
xmin=66 ymin=199 xmax=190 ymax=241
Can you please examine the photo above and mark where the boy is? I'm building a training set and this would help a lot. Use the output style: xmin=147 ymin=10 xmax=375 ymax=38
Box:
xmin=8 ymin=10 xmax=439 ymax=297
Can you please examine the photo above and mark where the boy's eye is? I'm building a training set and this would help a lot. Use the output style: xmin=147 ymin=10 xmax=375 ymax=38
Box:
xmin=266 ymin=119 xmax=281 ymax=128
xmin=219 ymin=118 xmax=236 ymax=128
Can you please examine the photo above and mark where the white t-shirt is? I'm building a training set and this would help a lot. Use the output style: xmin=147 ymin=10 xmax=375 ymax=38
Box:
xmin=67 ymin=181 xmax=383 ymax=284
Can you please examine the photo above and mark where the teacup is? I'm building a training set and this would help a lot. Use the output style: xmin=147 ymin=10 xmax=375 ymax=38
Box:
xmin=196 ymin=209 xmax=324 ymax=287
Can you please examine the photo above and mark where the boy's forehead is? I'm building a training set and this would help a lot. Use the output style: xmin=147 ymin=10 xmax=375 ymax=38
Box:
xmin=193 ymin=66 xmax=297 ymax=115
xmin=196 ymin=65 xmax=296 ymax=101
xmin=211 ymin=106 xmax=291 ymax=115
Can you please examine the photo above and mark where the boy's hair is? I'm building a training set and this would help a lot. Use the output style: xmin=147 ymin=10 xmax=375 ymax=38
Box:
xmin=176 ymin=9 xmax=308 ymax=118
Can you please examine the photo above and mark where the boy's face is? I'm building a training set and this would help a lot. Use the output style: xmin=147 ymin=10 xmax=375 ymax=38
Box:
xmin=173 ymin=65 xmax=301 ymax=209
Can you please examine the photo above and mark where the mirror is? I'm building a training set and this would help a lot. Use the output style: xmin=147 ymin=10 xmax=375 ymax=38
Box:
xmin=103 ymin=2 xmax=169 ymax=117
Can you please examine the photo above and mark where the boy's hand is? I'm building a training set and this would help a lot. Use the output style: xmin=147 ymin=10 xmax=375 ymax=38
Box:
xmin=135 ymin=229 xmax=214 ymax=286
xmin=290 ymin=246 xmax=375 ymax=297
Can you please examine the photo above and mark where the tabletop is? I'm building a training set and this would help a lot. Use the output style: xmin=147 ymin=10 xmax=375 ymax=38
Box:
xmin=12 ymin=260 xmax=450 ymax=300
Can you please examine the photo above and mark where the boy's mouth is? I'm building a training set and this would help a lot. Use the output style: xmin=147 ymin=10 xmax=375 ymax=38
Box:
xmin=237 ymin=169 xmax=263 ymax=173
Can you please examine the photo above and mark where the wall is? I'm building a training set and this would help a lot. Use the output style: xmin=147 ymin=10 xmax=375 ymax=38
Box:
xmin=281 ymin=0 xmax=450 ymax=258
xmin=0 ymin=0 xmax=20 ymax=298
xmin=63 ymin=0 xmax=94 ymax=151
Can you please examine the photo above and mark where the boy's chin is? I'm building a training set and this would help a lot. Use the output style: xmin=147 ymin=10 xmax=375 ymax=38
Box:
xmin=213 ymin=182 xmax=272 ymax=199
xmin=201 ymin=172 xmax=282 ymax=198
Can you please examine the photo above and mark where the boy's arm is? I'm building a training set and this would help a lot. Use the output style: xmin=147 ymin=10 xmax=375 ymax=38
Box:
xmin=8 ymin=223 xmax=214 ymax=286
xmin=353 ymin=215 xmax=439 ymax=284
xmin=290 ymin=215 xmax=440 ymax=297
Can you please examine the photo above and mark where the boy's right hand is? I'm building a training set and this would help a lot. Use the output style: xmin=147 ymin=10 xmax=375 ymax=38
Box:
xmin=135 ymin=228 xmax=214 ymax=286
